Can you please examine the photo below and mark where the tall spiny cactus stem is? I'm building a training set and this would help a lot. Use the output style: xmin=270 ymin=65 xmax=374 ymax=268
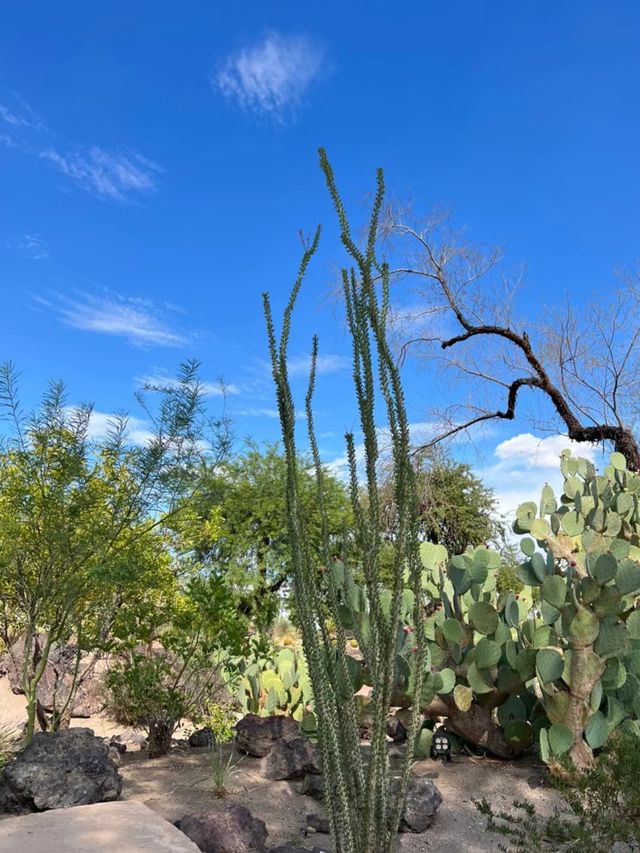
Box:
xmin=263 ymin=151 xmax=429 ymax=852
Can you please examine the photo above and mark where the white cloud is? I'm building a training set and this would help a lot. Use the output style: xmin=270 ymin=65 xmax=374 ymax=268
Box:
xmin=214 ymin=31 xmax=326 ymax=121
xmin=37 ymin=290 xmax=187 ymax=347
xmin=138 ymin=374 xmax=239 ymax=396
xmin=40 ymin=146 xmax=161 ymax=202
xmin=0 ymin=99 xmax=47 ymax=131
xmin=84 ymin=410 xmax=155 ymax=446
xmin=494 ymin=432 xmax=597 ymax=469
xmin=287 ymin=353 xmax=350 ymax=377
xmin=481 ymin=432 xmax=601 ymax=521
xmin=11 ymin=233 xmax=49 ymax=261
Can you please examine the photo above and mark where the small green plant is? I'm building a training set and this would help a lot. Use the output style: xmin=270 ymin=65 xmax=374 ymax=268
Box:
xmin=475 ymin=730 xmax=640 ymax=852
xmin=201 ymin=702 xmax=236 ymax=744
xmin=209 ymin=742 xmax=243 ymax=798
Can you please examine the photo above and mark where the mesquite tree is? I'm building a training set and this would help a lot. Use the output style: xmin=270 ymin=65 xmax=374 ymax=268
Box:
xmin=263 ymin=150 xmax=429 ymax=853
xmin=381 ymin=210 xmax=640 ymax=469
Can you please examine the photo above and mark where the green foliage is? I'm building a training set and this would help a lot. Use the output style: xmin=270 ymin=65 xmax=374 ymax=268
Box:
xmin=200 ymin=702 xmax=236 ymax=745
xmin=169 ymin=443 xmax=351 ymax=627
xmin=209 ymin=743 xmax=243 ymax=798
xmin=475 ymin=730 xmax=640 ymax=852
xmin=0 ymin=360 xmax=227 ymax=743
xmin=231 ymin=638 xmax=313 ymax=720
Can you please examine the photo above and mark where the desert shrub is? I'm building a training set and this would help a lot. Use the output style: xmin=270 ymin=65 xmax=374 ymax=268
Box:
xmin=475 ymin=729 xmax=640 ymax=852
xmin=105 ymin=648 xmax=228 ymax=757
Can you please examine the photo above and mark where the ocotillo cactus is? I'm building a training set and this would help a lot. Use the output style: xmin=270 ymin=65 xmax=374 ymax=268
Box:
xmin=263 ymin=150 xmax=429 ymax=853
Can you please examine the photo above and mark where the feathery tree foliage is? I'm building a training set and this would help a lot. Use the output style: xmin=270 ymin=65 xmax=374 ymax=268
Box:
xmin=263 ymin=150 xmax=429 ymax=853
xmin=0 ymin=360 xmax=227 ymax=743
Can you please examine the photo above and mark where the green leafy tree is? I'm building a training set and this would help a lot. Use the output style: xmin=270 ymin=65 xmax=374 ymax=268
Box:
xmin=171 ymin=443 xmax=352 ymax=625
xmin=0 ymin=361 xmax=226 ymax=743
xmin=377 ymin=449 xmax=503 ymax=551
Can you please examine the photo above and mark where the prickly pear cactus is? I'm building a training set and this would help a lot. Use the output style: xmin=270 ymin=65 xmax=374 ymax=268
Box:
xmin=234 ymin=643 xmax=314 ymax=721
xmin=513 ymin=450 xmax=640 ymax=766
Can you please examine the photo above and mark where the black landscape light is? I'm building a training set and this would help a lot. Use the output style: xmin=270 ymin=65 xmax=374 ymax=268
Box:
xmin=431 ymin=728 xmax=452 ymax=762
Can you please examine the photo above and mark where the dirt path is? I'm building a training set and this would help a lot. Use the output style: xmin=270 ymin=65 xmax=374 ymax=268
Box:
xmin=120 ymin=746 xmax=562 ymax=853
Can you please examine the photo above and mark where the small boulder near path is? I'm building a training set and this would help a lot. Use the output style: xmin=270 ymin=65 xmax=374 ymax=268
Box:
xmin=177 ymin=803 xmax=269 ymax=853
xmin=0 ymin=727 xmax=122 ymax=814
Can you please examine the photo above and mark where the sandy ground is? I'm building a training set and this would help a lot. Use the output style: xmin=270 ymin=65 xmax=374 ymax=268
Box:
xmin=119 ymin=744 xmax=562 ymax=853
xmin=2 ymin=678 xmax=563 ymax=852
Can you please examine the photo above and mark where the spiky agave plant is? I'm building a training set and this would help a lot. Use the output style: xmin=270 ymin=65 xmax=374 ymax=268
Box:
xmin=263 ymin=149 xmax=429 ymax=853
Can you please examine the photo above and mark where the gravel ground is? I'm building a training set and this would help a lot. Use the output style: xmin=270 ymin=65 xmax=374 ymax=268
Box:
xmin=120 ymin=745 xmax=563 ymax=853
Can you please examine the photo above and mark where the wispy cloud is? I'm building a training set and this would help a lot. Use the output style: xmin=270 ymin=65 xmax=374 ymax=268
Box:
xmin=10 ymin=233 xmax=49 ymax=260
xmin=233 ymin=406 xmax=306 ymax=420
xmin=287 ymin=353 xmax=350 ymax=377
xmin=494 ymin=432 xmax=597 ymax=469
xmin=40 ymin=147 xmax=161 ymax=202
xmin=137 ymin=373 xmax=239 ymax=396
xmin=35 ymin=290 xmax=187 ymax=348
xmin=1 ymin=94 xmax=161 ymax=202
xmin=0 ymin=97 xmax=47 ymax=131
xmin=214 ymin=31 xmax=327 ymax=121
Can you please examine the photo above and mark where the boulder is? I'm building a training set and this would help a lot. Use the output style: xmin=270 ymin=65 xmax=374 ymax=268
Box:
xmin=0 ymin=635 xmax=107 ymax=718
xmin=261 ymin=736 xmax=320 ymax=781
xmin=188 ymin=727 xmax=213 ymax=748
xmin=0 ymin=728 xmax=122 ymax=814
xmin=300 ymin=772 xmax=325 ymax=800
xmin=306 ymin=813 xmax=329 ymax=834
xmin=386 ymin=715 xmax=407 ymax=744
xmin=394 ymin=773 xmax=442 ymax=832
xmin=235 ymin=714 xmax=299 ymax=757
xmin=177 ymin=804 xmax=268 ymax=852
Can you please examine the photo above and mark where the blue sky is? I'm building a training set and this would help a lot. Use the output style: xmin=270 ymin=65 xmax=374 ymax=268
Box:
xmin=1 ymin=1 xmax=639 ymax=517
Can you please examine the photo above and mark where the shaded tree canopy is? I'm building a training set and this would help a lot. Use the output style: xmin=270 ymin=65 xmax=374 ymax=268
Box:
xmin=381 ymin=208 xmax=640 ymax=469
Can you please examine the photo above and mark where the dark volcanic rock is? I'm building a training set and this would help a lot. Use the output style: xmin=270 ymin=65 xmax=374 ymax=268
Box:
xmin=306 ymin=813 xmax=330 ymax=834
xmin=300 ymin=772 xmax=325 ymax=800
xmin=0 ymin=727 xmax=122 ymax=814
xmin=261 ymin=736 xmax=320 ymax=780
xmin=0 ymin=635 xmax=107 ymax=718
xmin=177 ymin=804 xmax=269 ymax=852
xmin=235 ymin=714 xmax=299 ymax=757
xmin=394 ymin=773 xmax=443 ymax=832
xmin=189 ymin=727 xmax=214 ymax=748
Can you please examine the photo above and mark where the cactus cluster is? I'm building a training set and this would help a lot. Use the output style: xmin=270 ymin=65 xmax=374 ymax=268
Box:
xmin=233 ymin=643 xmax=314 ymax=721
xmin=512 ymin=450 xmax=640 ymax=766
xmin=329 ymin=450 xmax=640 ymax=767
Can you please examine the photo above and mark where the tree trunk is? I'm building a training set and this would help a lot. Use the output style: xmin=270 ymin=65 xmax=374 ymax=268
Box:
xmin=423 ymin=695 xmax=515 ymax=759
xmin=148 ymin=720 xmax=174 ymax=757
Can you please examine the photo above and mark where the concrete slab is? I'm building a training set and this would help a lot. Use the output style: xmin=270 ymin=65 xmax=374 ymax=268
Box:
xmin=0 ymin=800 xmax=202 ymax=853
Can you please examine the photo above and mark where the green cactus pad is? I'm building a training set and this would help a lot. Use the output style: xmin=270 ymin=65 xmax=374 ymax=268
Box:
xmin=548 ymin=723 xmax=575 ymax=755
xmin=441 ymin=618 xmax=464 ymax=644
xmin=475 ymin=638 xmax=502 ymax=669
xmin=541 ymin=575 xmax=567 ymax=609
xmin=536 ymin=648 xmax=564 ymax=684
xmin=585 ymin=711 xmax=608 ymax=749
xmin=616 ymin=561 xmax=640 ymax=595
xmin=469 ymin=601 xmax=499 ymax=635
